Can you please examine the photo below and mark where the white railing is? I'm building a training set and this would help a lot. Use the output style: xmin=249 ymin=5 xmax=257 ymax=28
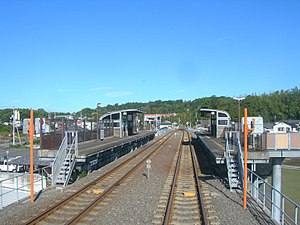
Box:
xmin=51 ymin=134 xmax=67 ymax=186
xmin=0 ymin=167 xmax=50 ymax=209
xmin=52 ymin=131 xmax=78 ymax=186
xmin=63 ymin=132 xmax=78 ymax=186
xmin=248 ymin=169 xmax=299 ymax=225
xmin=236 ymin=136 xmax=244 ymax=190
xmin=225 ymin=132 xmax=233 ymax=190
xmin=225 ymin=131 xmax=244 ymax=190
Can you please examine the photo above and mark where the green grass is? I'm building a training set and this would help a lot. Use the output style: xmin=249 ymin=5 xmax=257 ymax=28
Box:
xmin=281 ymin=168 xmax=300 ymax=224
xmin=282 ymin=168 xmax=300 ymax=204
xmin=267 ymin=160 xmax=300 ymax=223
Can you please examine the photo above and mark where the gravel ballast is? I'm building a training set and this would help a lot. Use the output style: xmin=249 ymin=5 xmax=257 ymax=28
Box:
xmin=0 ymin=132 xmax=276 ymax=225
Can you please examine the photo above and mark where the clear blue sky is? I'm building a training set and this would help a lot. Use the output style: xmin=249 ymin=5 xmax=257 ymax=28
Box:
xmin=1 ymin=1 xmax=299 ymax=113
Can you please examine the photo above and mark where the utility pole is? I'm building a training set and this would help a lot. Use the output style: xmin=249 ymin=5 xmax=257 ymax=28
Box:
xmin=12 ymin=107 xmax=15 ymax=146
xmin=243 ymin=107 xmax=254 ymax=209
xmin=96 ymin=102 xmax=101 ymax=141
xmin=233 ymin=97 xmax=245 ymax=136
xmin=30 ymin=109 xmax=34 ymax=204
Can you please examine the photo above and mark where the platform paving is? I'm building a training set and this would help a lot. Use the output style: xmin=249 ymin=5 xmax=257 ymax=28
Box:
xmin=196 ymin=132 xmax=270 ymax=164
xmin=77 ymin=130 xmax=154 ymax=157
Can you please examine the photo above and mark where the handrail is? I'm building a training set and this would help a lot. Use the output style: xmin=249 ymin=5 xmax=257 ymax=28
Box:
xmin=64 ymin=132 xmax=78 ymax=186
xmin=52 ymin=131 xmax=78 ymax=186
xmin=248 ymin=169 xmax=300 ymax=225
xmin=236 ymin=136 xmax=244 ymax=190
xmin=0 ymin=166 xmax=50 ymax=209
xmin=225 ymin=132 xmax=233 ymax=190
xmin=225 ymin=131 xmax=244 ymax=190
xmin=52 ymin=135 xmax=67 ymax=186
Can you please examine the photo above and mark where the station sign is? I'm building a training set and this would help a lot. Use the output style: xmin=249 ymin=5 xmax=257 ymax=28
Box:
xmin=23 ymin=118 xmax=49 ymax=134
xmin=241 ymin=116 xmax=264 ymax=134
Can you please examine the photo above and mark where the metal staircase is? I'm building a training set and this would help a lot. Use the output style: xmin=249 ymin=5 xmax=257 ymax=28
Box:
xmin=52 ymin=131 xmax=78 ymax=187
xmin=225 ymin=131 xmax=244 ymax=191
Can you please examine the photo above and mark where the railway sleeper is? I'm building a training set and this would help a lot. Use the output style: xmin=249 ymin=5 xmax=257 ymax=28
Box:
xmin=173 ymin=204 xmax=199 ymax=210
xmin=174 ymin=196 xmax=198 ymax=202
xmin=171 ymin=215 xmax=201 ymax=223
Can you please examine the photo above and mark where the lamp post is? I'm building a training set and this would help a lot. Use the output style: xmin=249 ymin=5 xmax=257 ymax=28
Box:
xmin=96 ymin=102 xmax=101 ymax=141
xmin=233 ymin=97 xmax=245 ymax=133
xmin=6 ymin=150 xmax=9 ymax=172
xmin=123 ymin=111 xmax=127 ymax=137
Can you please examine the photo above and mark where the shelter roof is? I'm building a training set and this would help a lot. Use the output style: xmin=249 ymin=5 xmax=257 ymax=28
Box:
xmin=100 ymin=109 xmax=144 ymax=120
xmin=199 ymin=108 xmax=231 ymax=118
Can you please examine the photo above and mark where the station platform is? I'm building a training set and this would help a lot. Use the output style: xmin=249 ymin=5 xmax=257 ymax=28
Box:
xmin=76 ymin=130 xmax=155 ymax=160
xmin=195 ymin=132 xmax=270 ymax=164
xmin=73 ymin=130 xmax=155 ymax=172
xmin=38 ymin=130 xmax=154 ymax=173
xmin=39 ymin=131 xmax=154 ymax=159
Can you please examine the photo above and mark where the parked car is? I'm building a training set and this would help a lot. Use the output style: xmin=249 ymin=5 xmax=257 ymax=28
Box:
xmin=0 ymin=160 xmax=23 ymax=172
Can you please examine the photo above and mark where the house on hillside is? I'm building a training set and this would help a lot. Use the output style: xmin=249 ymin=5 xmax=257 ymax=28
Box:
xmin=282 ymin=120 xmax=300 ymax=132
xmin=272 ymin=122 xmax=292 ymax=133
xmin=273 ymin=122 xmax=291 ymax=133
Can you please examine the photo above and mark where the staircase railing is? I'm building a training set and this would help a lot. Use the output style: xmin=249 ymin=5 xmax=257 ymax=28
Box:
xmin=225 ymin=131 xmax=244 ymax=190
xmin=63 ymin=132 xmax=78 ymax=186
xmin=236 ymin=133 xmax=244 ymax=190
xmin=225 ymin=132 xmax=233 ymax=190
xmin=52 ymin=131 xmax=78 ymax=187
xmin=52 ymin=134 xmax=67 ymax=187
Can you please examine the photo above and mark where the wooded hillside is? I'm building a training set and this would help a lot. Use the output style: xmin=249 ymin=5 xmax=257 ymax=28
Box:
xmin=1 ymin=87 xmax=299 ymax=126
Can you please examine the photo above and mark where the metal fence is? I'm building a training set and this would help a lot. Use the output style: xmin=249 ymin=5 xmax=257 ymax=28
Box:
xmin=248 ymin=169 xmax=299 ymax=225
xmin=241 ymin=132 xmax=300 ymax=151
xmin=0 ymin=166 xmax=51 ymax=209
xmin=41 ymin=130 xmax=97 ymax=150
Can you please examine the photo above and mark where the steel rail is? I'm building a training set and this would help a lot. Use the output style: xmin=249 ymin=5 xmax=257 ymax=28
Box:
xmin=162 ymin=130 xmax=185 ymax=225
xmin=25 ymin=131 xmax=176 ymax=225
xmin=188 ymin=131 xmax=208 ymax=225
xmin=66 ymin=130 xmax=182 ymax=224
xmin=163 ymin=129 xmax=207 ymax=225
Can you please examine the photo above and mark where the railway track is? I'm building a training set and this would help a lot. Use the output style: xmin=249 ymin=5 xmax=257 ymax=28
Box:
xmin=154 ymin=130 xmax=207 ymax=225
xmin=25 ymin=131 xmax=178 ymax=225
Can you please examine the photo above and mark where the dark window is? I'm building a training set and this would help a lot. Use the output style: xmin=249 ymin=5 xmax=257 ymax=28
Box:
xmin=218 ymin=112 xmax=228 ymax=118
xmin=218 ymin=120 xmax=228 ymax=125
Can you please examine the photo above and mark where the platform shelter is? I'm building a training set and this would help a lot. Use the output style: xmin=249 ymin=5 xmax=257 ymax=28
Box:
xmin=199 ymin=108 xmax=231 ymax=138
xmin=99 ymin=109 xmax=143 ymax=139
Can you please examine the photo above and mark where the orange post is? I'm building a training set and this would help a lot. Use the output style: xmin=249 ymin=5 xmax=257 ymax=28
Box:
xmin=243 ymin=107 xmax=254 ymax=209
xmin=30 ymin=109 xmax=34 ymax=204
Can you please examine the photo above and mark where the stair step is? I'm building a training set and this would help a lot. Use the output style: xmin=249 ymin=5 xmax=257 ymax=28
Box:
xmin=61 ymin=167 xmax=70 ymax=170
xmin=231 ymin=179 xmax=239 ymax=183
xmin=58 ymin=173 xmax=69 ymax=177
xmin=229 ymin=167 xmax=238 ymax=170
xmin=230 ymin=171 xmax=239 ymax=175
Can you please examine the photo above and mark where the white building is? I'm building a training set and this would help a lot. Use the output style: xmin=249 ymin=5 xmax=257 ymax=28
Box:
xmin=272 ymin=122 xmax=292 ymax=133
xmin=159 ymin=121 xmax=172 ymax=130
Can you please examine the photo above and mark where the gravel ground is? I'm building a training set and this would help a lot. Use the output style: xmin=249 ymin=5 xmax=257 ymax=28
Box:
xmin=0 ymin=141 xmax=154 ymax=225
xmin=194 ymin=136 xmax=277 ymax=225
xmin=88 ymin=132 xmax=181 ymax=225
xmin=0 ymin=133 xmax=277 ymax=225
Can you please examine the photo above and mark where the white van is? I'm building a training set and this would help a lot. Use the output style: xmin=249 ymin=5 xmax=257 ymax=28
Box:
xmin=0 ymin=160 xmax=23 ymax=172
